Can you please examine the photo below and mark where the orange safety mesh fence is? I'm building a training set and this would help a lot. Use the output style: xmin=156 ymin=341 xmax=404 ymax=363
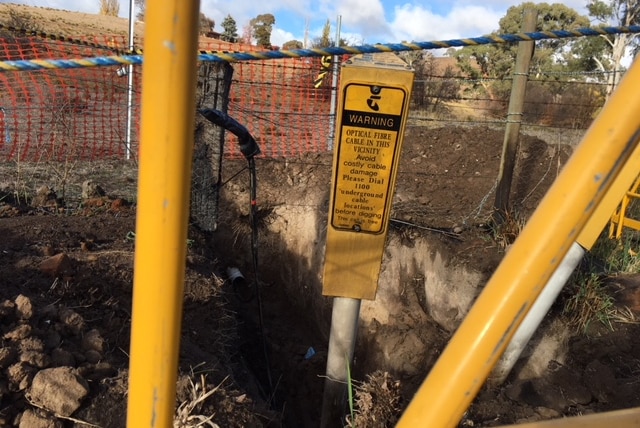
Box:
xmin=0 ymin=35 xmax=335 ymax=161
xmin=227 ymin=57 xmax=333 ymax=158
xmin=0 ymin=34 xmax=140 ymax=161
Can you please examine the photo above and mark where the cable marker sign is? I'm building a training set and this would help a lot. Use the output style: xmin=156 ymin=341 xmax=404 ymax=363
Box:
xmin=323 ymin=53 xmax=414 ymax=299
xmin=332 ymin=83 xmax=406 ymax=234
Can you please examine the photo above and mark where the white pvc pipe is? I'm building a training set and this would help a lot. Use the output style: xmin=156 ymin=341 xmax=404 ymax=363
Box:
xmin=320 ymin=296 xmax=361 ymax=428
xmin=489 ymin=241 xmax=586 ymax=385
xmin=125 ymin=0 xmax=135 ymax=160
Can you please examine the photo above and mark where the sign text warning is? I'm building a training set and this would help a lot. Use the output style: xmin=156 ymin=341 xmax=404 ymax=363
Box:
xmin=331 ymin=83 xmax=407 ymax=233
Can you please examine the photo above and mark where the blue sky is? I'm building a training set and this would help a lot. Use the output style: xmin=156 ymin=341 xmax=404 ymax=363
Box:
xmin=5 ymin=0 xmax=590 ymax=48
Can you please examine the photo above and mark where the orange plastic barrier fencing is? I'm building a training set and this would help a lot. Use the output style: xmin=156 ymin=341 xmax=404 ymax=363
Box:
xmin=0 ymin=35 xmax=334 ymax=161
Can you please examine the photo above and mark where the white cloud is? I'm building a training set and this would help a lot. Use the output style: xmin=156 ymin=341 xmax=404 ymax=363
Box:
xmin=14 ymin=0 xmax=97 ymax=14
xmin=8 ymin=0 xmax=600 ymax=50
xmin=200 ymin=0 xmax=313 ymax=37
xmin=318 ymin=0 xmax=393 ymax=43
xmin=271 ymin=27 xmax=296 ymax=47
xmin=390 ymin=4 xmax=502 ymax=45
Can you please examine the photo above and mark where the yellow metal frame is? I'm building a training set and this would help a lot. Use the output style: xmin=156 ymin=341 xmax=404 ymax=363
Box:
xmin=610 ymin=174 xmax=640 ymax=239
xmin=397 ymin=56 xmax=640 ymax=427
xmin=498 ymin=406 xmax=640 ymax=427
xmin=127 ymin=2 xmax=640 ymax=425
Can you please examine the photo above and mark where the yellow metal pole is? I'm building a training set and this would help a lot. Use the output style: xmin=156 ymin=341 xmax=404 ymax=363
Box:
xmin=397 ymin=58 xmax=640 ymax=428
xmin=496 ymin=406 xmax=640 ymax=428
xmin=126 ymin=1 xmax=200 ymax=427
xmin=578 ymin=147 xmax=640 ymax=249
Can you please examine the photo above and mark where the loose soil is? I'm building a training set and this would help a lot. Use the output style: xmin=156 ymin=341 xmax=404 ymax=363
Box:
xmin=2 ymin=124 xmax=640 ymax=428
xmin=0 ymin=3 xmax=144 ymax=40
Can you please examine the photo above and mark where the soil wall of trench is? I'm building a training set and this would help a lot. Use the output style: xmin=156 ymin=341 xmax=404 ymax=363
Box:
xmin=213 ymin=152 xmax=571 ymax=412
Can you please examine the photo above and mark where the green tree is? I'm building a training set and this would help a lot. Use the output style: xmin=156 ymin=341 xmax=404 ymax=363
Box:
xmin=221 ymin=14 xmax=239 ymax=42
xmin=311 ymin=19 xmax=348 ymax=47
xmin=452 ymin=3 xmax=590 ymax=99
xmin=199 ymin=13 xmax=214 ymax=36
xmin=250 ymin=13 xmax=276 ymax=48
xmin=409 ymin=52 xmax=461 ymax=111
xmin=585 ymin=0 xmax=639 ymax=95
xmin=134 ymin=0 xmax=145 ymax=21
xmin=283 ymin=40 xmax=303 ymax=50
xmin=99 ymin=0 xmax=119 ymax=17
xmin=397 ymin=48 xmax=426 ymax=67
xmin=313 ymin=19 xmax=332 ymax=48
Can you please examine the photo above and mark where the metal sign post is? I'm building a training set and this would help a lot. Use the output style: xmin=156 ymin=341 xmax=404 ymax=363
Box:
xmin=321 ymin=53 xmax=414 ymax=427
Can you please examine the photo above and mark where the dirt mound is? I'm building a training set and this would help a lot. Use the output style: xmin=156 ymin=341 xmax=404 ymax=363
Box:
xmin=1 ymin=125 xmax=639 ymax=427
xmin=0 ymin=210 xmax=268 ymax=427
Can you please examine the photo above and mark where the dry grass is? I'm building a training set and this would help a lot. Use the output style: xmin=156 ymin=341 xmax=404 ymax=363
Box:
xmin=174 ymin=374 xmax=227 ymax=428
xmin=0 ymin=3 xmax=143 ymax=39
xmin=564 ymin=272 xmax=638 ymax=334
xmin=345 ymin=371 xmax=402 ymax=428
xmin=490 ymin=210 xmax=527 ymax=251
xmin=565 ymin=273 xmax=616 ymax=333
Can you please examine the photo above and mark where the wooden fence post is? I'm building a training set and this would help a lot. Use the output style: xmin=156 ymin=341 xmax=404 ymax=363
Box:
xmin=190 ymin=62 xmax=233 ymax=232
xmin=494 ymin=9 xmax=537 ymax=219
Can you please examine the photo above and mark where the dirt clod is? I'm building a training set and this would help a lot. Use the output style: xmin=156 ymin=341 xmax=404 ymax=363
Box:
xmin=28 ymin=367 xmax=89 ymax=416
xmin=32 ymin=186 xmax=57 ymax=207
xmin=38 ymin=253 xmax=73 ymax=278
xmin=81 ymin=329 xmax=105 ymax=353
xmin=81 ymin=180 xmax=105 ymax=199
xmin=57 ymin=308 xmax=86 ymax=336
xmin=18 ymin=408 xmax=63 ymax=428
xmin=15 ymin=295 xmax=33 ymax=320
xmin=4 ymin=324 xmax=32 ymax=341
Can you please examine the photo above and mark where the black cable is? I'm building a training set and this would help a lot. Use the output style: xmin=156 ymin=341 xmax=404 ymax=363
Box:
xmin=248 ymin=156 xmax=274 ymax=394
xmin=198 ymin=108 xmax=274 ymax=396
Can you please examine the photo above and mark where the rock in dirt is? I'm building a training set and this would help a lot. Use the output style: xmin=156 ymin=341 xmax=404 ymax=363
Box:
xmin=18 ymin=408 xmax=63 ymax=428
xmin=28 ymin=367 xmax=89 ymax=416
xmin=81 ymin=180 xmax=105 ymax=199
xmin=4 ymin=324 xmax=31 ymax=341
xmin=31 ymin=186 xmax=59 ymax=208
xmin=535 ymin=406 xmax=560 ymax=419
xmin=15 ymin=294 xmax=33 ymax=320
xmin=0 ymin=203 xmax=20 ymax=217
xmin=57 ymin=308 xmax=86 ymax=336
xmin=7 ymin=361 xmax=36 ymax=391
xmin=39 ymin=253 xmax=73 ymax=278
xmin=110 ymin=198 xmax=127 ymax=210
xmin=81 ymin=329 xmax=105 ymax=353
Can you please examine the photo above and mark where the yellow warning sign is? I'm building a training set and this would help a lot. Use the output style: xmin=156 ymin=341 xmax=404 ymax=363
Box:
xmin=323 ymin=53 xmax=414 ymax=300
xmin=331 ymin=84 xmax=407 ymax=234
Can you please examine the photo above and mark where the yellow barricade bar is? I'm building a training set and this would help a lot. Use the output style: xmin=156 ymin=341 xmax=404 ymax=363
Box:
xmin=126 ymin=1 xmax=200 ymax=427
xmin=397 ymin=57 xmax=640 ymax=427
xmin=498 ymin=406 xmax=640 ymax=427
